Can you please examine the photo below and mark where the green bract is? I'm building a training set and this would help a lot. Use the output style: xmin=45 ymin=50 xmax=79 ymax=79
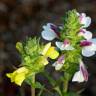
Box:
xmin=61 ymin=10 xmax=82 ymax=40
xmin=16 ymin=37 xmax=47 ymax=73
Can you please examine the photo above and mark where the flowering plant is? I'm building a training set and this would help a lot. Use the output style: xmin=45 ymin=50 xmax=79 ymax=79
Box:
xmin=6 ymin=10 xmax=96 ymax=96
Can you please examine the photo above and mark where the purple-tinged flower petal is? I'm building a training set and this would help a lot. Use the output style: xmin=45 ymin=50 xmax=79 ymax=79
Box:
xmin=81 ymin=41 xmax=96 ymax=57
xmin=52 ymin=55 xmax=65 ymax=70
xmin=80 ymin=60 xmax=88 ymax=81
xmin=80 ymin=40 xmax=92 ymax=47
xmin=50 ymin=24 xmax=60 ymax=37
xmin=78 ymin=13 xmax=91 ymax=28
xmin=81 ymin=39 xmax=96 ymax=57
xmin=72 ymin=71 xmax=85 ymax=83
xmin=78 ymin=29 xmax=92 ymax=40
xmin=41 ymin=23 xmax=59 ymax=41
xmin=72 ymin=60 xmax=88 ymax=83
xmin=57 ymin=55 xmax=65 ymax=64
xmin=56 ymin=41 xmax=74 ymax=51
xmin=63 ymin=39 xmax=70 ymax=45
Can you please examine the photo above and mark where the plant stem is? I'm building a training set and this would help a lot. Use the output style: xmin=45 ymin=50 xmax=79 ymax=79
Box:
xmin=54 ymin=86 xmax=63 ymax=96
xmin=63 ymin=73 xmax=70 ymax=94
xmin=63 ymin=78 xmax=69 ymax=93
xmin=38 ymin=87 xmax=44 ymax=96
xmin=31 ymin=74 xmax=35 ymax=96
xmin=20 ymin=86 xmax=25 ymax=96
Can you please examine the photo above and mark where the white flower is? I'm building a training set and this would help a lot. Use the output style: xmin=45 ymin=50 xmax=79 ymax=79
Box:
xmin=77 ymin=13 xmax=91 ymax=28
xmin=41 ymin=23 xmax=60 ymax=41
xmin=52 ymin=55 xmax=65 ymax=70
xmin=56 ymin=39 xmax=74 ymax=50
xmin=72 ymin=60 xmax=88 ymax=83
xmin=80 ymin=39 xmax=96 ymax=57
xmin=78 ymin=29 xmax=92 ymax=40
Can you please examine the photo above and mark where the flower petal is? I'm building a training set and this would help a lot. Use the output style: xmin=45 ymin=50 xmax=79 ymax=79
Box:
xmin=72 ymin=71 xmax=84 ymax=83
xmin=84 ymin=17 xmax=91 ymax=28
xmin=46 ymin=47 xmax=59 ymax=59
xmin=15 ymin=73 xmax=25 ymax=86
xmin=84 ymin=44 xmax=96 ymax=51
xmin=41 ymin=42 xmax=51 ymax=56
xmin=41 ymin=30 xmax=57 ymax=41
xmin=82 ymin=48 xmax=95 ymax=57
xmin=90 ymin=44 xmax=96 ymax=51
xmin=80 ymin=40 xmax=92 ymax=47
xmin=52 ymin=62 xmax=63 ymax=70
xmin=38 ymin=56 xmax=49 ymax=65
xmin=55 ymin=64 xmax=63 ymax=70
xmin=78 ymin=13 xmax=91 ymax=28
xmin=79 ymin=60 xmax=88 ymax=81
xmin=79 ymin=29 xmax=92 ymax=40
xmin=16 ymin=67 xmax=28 ymax=73
xmin=56 ymin=42 xmax=74 ymax=50
xmin=6 ymin=67 xmax=28 ymax=86
xmin=83 ymin=30 xmax=92 ymax=40
xmin=57 ymin=55 xmax=65 ymax=64
xmin=91 ymin=38 xmax=96 ymax=44
xmin=56 ymin=42 xmax=64 ymax=50
xmin=52 ymin=62 xmax=57 ymax=67
xmin=41 ymin=23 xmax=58 ymax=41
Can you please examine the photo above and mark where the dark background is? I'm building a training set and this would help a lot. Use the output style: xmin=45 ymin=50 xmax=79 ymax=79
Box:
xmin=0 ymin=0 xmax=96 ymax=96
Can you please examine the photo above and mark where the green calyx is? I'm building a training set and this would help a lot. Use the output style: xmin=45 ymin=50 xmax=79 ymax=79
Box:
xmin=16 ymin=37 xmax=47 ymax=74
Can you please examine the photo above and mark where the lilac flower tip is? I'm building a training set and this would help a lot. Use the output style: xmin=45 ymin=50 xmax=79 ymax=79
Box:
xmin=50 ymin=24 xmax=60 ymax=37
xmin=63 ymin=39 xmax=70 ymax=45
xmin=80 ymin=66 xmax=88 ymax=81
xmin=79 ymin=15 xmax=83 ymax=22
xmin=80 ymin=40 xmax=92 ymax=47
xmin=57 ymin=55 xmax=65 ymax=64
xmin=80 ymin=29 xmax=86 ymax=33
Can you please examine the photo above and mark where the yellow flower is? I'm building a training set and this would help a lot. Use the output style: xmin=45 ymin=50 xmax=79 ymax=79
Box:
xmin=6 ymin=67 xmax=29 ymax=86
xmin=38 ymin=56 xmax=49 ymax=65
xmin=42 ymin=42 xmax=59 ymax=59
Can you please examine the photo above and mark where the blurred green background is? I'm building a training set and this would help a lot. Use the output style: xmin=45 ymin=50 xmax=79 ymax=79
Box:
xmin=0 ymin=0 xmax=96 ymax=96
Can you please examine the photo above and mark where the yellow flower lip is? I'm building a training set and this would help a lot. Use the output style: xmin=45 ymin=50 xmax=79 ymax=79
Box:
xmin=41 ymin=42 xmax=51 ymax=55
xmin=6 ymin=67 xmax=29 ymax=86
xmin=41 ymin=42 xmax=59 ymax=59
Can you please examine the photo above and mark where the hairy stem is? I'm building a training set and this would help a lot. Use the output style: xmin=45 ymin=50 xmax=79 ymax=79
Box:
xmin=63 ymin=73 xmax=70 ymax=94
xmin=31 ymin=74 xmax=35 ymax=96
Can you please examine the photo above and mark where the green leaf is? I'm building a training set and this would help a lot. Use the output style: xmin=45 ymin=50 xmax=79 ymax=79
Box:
xmin=42 ymin=71 xmax=56 ymax=86
xmin=32 ymin=82 xmax=43 ymax=89
xmin=54 ymin=86 xmax=62 ymax=96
